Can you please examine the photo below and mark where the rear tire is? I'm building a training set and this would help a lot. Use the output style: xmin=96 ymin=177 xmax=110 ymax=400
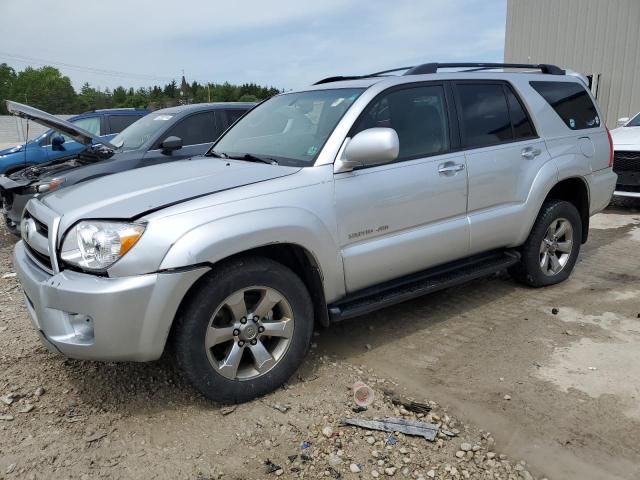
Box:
xmin=173 ymin=256 xmax=314 ymax=403
xmin=509 ymin=200 xmax=582 ymax=287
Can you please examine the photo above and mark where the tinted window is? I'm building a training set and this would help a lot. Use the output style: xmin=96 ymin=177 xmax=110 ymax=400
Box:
xmin=108 ymin=114 xmax=143 ymax=134
xmin=457 ymin=84 xmax=512 ymax=147
xmin=225 ymin=109 xmax=247 ymax=126
xmin=530 ymin=81 xmax=600 ymax=130
xmin=354 ymin=85 xmax=450 ymax=160
xmin=159 ymin=112 xmax=217 ymax=147
xmin=505 ymin=87 xmax=535 ymax=138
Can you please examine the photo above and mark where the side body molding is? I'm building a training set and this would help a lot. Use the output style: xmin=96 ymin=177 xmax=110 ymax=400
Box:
xmin=159 ymin=207 xmax=346 ymax=303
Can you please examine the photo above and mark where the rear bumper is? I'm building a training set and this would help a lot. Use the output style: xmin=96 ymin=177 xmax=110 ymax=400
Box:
xmin=13 ymin=241 xmax=209 ymax=361
xmin=588 ymin=168 xmax=617 ymax=214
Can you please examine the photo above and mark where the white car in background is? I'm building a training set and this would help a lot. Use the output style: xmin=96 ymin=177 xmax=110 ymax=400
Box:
xmin=611 ymin=112 xmax=640 ymax=198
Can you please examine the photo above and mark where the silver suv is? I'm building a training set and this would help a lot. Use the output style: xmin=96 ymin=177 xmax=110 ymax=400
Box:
xmin=13 ymin=63 xmax=617 ymax=403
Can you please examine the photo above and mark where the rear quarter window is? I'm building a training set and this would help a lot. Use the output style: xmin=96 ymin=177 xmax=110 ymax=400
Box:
xmin=108 ymin=114 xmax=144 ymax=134
xmin=530 ymin=81 xmax=600 ymax=130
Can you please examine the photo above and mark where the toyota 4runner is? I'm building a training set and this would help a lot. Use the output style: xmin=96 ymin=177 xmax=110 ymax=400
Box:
xmin=13 ymin=63 xmax=617 ymax=403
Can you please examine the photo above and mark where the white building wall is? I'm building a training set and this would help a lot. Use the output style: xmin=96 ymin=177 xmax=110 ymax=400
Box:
xmin=505 ymin=0 xmax=640 ymax=127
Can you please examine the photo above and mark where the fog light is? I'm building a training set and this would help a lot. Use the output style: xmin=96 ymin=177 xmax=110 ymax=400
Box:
xmin=69 ymin=313 xmax=94 ymax=342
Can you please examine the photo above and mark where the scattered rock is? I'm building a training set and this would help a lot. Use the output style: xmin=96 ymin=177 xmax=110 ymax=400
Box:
xmin=426 ymin=470 xmax=436 ymax=478
xmin=455 ymin=450 xmax=465 ymax=458
xmin=0 ymin=414 xmax=15 ymax=421
xmin=264 ymin=459 xmax=281 ymax=474
xmin=384 ymin=466 xmax=397 ymax=476
xmin=0 ymin=393 xmax=16 ymax=405
xmin=34 ymin=387 xmax=45 ymax=397
xmin=365 ymin=344 xmax=372 ymax=350
xmin=271 ymin=403 xmax=290 ymax=413
xmin=17 ymin=403 xmax=34 ymax=413
xmin=275 ymin=469 xmax=284 ymax=476
xmin=551 ymin=308 xmax=559 ymax=315
xmin=84 ymin=432 xmax=107 ymax=443
xmin=367 ymin=436 xmax=376 ymax=445
xmin=2 ymin=272 xmax=16 ymax=279
xmin=503 ymin=394 xmax=512 ymax=401
xmin=371 ymin=470 xmax=380 ymax=478
xmin=322 ymin=426 xmax=334 ymax=438
xmin=6 ymin=464 xmax=16 ymax=474
xmin=220 ymin=405 xmax=237 ymax=415
xmin=460 ymin=442 xmax=472 ymax=452
xmin=349 ymin=463 xmax=362 ymax=473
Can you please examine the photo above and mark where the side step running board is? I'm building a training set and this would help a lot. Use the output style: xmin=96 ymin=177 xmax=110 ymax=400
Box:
xmin=328 ymin=250 xmax=520 ymax=322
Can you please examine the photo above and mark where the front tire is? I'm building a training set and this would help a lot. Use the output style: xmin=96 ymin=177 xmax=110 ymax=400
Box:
xmin=173 ymin=256 xmax=314 ymax=403
xmin=509 ymin=200 xmax=582 ymax=287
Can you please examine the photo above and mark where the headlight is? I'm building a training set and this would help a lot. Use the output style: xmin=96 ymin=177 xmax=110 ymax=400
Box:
xmin=28 ymin=177 xmax=65 ymax=194
xmin=61 ymin=221 xmax=146 ymax=271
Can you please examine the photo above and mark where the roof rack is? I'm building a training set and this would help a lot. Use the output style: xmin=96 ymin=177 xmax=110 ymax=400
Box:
xmin=313 ymin=62 xmax=565 ymax=85
xmin=403 ymin=62 xmax=565 ymax=75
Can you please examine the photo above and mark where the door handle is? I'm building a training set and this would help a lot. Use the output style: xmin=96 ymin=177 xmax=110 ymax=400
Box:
xmin=521 ymin=147 xmax=541 ymax=160
xmin=438 ymin=162 xmax=465 ymax=175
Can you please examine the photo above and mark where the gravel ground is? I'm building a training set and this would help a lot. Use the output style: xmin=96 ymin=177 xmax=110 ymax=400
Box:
xmin=1 ymin=200 xmax=639 ymax=479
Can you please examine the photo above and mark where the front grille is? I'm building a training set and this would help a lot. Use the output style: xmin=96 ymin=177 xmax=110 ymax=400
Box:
xmin=22 ymin=211 xmax=53 ymax=273
xmin=24 ymin=242 xmax=53 ymax=271
xmin=613 ymin=151 xmax=640 ymax=173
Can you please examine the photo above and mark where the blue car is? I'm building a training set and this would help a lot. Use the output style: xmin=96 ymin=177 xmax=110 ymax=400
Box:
xmin=0 ymin=108 xmax=147 ymax=174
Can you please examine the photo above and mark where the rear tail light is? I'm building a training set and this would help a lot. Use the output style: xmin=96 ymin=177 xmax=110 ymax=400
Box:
xmin=606 ymin=127 xmax=614 ymax=168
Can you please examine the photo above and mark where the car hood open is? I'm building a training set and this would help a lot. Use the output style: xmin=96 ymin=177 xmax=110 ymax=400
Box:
xmin=6 ymin=100 xmax=115 ymax=149
xmin=42 ymin=156 xmax=300 ymax=233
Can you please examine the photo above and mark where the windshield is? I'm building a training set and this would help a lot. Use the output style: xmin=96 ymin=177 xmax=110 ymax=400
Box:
xmin=627 ymin=113 xmax=640 ymax=127
xmin=212 ymin=88 xmax=364 ymax=165
xmin=111 ymin=112 xmax=174 ymax=150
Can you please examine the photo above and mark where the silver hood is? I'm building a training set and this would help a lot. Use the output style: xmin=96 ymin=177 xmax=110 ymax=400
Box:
xmin=42 ymin=157 xmax=300 ymax=232
xmin=6 ymin=100 xmax=116 ymax=149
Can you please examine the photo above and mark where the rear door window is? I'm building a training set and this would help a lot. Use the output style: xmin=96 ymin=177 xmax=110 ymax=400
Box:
xmin=155 ymin=111 xmax=217 ymax=147
xmin=108 ymin=114 xmax=144 ymax=134
xmin=353 ymin=85 xmax=450 ymax=161
xmin=530 ymin=81 xmax=600 ymax=130
xmin=505 ymin=87 xmax=535 ymax=139
xmin=455 ymin=83 xmax=513 ymax=147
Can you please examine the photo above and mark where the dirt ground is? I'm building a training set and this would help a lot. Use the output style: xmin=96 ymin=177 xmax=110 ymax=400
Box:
xmin=1 ymin=200 xmax=639 ymax=480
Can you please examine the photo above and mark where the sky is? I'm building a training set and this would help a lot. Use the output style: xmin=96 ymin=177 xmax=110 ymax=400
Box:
xmin=0 ymin=0 xmax=507 ymax=92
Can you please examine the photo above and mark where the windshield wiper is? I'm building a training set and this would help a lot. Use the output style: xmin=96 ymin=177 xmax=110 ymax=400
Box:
xmin=221 ymin=153 xmax=278 ymax=165
xmin=208 ymin=150 xmax=227 ymax=158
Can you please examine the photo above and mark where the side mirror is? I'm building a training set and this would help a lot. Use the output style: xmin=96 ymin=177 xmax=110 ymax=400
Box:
xmin=51 ymin=135 xmax=65 ymax=151
xmin=335 ymin=127 xmax=399 ymax=173
xmin=617 ymin=117 xmax=630 ymax=127
xmin=161 ymin=136 xmax=183 ymax=154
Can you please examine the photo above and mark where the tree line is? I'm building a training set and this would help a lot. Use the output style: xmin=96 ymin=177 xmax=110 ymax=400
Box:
xmin=0 ymin=64 xmax=281 ymax=114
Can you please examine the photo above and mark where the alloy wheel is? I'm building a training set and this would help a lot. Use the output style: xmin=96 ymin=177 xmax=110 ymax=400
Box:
xmin=539 ymin=218 xmax=574 ymax=276
xmin=205 ymin=286 xmax=294 ymax=380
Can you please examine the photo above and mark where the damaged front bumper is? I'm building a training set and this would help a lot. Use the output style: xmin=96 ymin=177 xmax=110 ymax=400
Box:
xmin=13 ymin=241 xmax=209 ymax=362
